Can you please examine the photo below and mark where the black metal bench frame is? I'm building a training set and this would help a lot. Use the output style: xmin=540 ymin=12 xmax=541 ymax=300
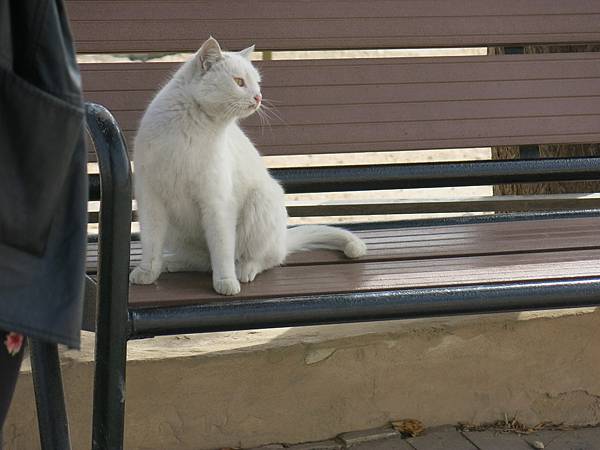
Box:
xmin=74 ymin=98 xmax=600 ymax=450
xmin=29 ymin=100 xmax=600 ymax=450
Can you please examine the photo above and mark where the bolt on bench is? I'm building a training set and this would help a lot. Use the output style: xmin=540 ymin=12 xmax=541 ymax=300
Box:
xmin=61 ymin=1 xmax=600 ymax=449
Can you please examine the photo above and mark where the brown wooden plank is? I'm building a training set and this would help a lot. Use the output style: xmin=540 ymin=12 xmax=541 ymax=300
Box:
xmin=128 ymin=248 xmax=600 ymax=307
xmin=85 ymin=217 xmax=600 ymax=273
xmin=81 ymin=54 xmax=600 ymax=92
xmin=88 ymin=230 xmax=600 ymax=274
xmin=66 ymin=1 xmax=600 ymax=53
xmin=82 ymin=53 xmax=600 ymax=158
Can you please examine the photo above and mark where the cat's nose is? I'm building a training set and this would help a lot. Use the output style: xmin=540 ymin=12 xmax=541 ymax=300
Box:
xmin=254 ymin=94 xmax=262 ymax=105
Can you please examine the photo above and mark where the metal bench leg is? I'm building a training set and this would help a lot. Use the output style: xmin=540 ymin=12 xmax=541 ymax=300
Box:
xmin=92 ymin=315 xmax=128 ymax=450
xmin=30 ymin=340 xmax=72 ymax=450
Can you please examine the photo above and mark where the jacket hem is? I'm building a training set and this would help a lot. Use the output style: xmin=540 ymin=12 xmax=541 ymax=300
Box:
xmin=0 ymin=318 xmax=80 ymax=349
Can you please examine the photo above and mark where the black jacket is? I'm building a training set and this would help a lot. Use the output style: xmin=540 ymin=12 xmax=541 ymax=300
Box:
xmin=0 ymin=0 xmax=86 ymax=347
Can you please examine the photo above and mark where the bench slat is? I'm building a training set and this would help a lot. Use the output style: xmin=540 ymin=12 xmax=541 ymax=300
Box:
xmin=67 ymin=0 xmax=600 ymax=53
xmin=128 ymin=248 xmax=600 ymax=307
xmin=82 ymin=53 xmax=600 ymax=159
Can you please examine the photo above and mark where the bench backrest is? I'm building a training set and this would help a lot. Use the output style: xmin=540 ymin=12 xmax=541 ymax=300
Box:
xmin=82 ymin=54 xmax=600 ymax=159
xmin=70 ymin=0 xmax=600 ymax=227
xmin=69 ymin=1 xmax=600 ymax=52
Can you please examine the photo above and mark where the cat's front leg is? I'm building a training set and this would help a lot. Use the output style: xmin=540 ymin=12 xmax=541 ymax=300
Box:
xmin=203 ymin=206 xmax=241 ymax=295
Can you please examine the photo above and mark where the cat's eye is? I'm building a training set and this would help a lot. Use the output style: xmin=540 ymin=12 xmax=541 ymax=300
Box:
xmin=234 ymin=77 xmax=245 ymax=87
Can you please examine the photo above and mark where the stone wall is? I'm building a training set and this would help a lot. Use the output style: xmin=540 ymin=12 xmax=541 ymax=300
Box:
xmin=5 ymin=309 xmax=600 ymax=449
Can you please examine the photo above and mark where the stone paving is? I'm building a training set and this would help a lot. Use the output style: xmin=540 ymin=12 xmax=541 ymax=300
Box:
xmin=244 ymin=424 xmax=600 ymax=450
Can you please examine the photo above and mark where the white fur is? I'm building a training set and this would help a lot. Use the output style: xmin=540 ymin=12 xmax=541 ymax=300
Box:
xmin=129 ymin=37 xmax=367 ymax=295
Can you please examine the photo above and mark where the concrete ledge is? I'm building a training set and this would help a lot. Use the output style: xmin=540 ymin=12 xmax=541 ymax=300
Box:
xmin=4 ymin=308 xmax=600 ymax=449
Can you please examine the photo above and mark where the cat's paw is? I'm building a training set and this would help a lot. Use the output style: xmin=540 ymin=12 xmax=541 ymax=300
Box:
xmin=236 ymin=262 xmax=261 ymax=283
xmin=129 ymin=266 xmax=160 ymax=284
xmin=344 ymin=239 xmax=367 ymax=259
xmin=213 ymin=277 xmax=241 ymax=295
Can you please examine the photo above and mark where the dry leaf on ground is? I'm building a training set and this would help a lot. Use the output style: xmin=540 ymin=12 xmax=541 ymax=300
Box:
xmin=392 ymin=419 xmax=425 ymax=437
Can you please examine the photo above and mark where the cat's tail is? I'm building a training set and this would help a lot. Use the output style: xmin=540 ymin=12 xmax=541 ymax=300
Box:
xmin=286 ymin=225 xmax=367 ymax=258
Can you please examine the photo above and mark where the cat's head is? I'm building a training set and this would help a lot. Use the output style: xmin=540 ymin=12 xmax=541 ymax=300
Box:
xmin=188 ymin=37 xmax=262 ymax=120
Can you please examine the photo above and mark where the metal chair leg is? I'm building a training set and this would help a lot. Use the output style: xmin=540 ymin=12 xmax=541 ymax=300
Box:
xmin=30 ymin=340 xmax=72 ymax=450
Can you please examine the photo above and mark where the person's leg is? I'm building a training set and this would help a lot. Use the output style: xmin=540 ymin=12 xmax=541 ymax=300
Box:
xmin=0 ymin=331 xmax=26 ymax=427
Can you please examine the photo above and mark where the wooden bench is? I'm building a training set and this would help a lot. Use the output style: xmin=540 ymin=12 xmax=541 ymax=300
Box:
xmin=66 ymin=1 xmax=600 ymax=449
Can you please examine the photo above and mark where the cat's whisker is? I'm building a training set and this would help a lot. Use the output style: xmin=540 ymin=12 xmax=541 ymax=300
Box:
xmin=257 ymin=111 xmax=266 ymax=135
xmin=225 ymin=100 xmax=245 ymax=120
xmin=261 ymin=99 xmax=282 ymax=111
xmin=223 ymin=105 xmax=235 ymax=120
xmin=262 ymin=98 xmax=283 ymax=105
xmin=256 ymin=108 xmax=272 ymax=135
xmin=260 ymin=104 xmax=279 ymax=119
xmin=260 ymin=103 xmax=285 ymax=125
xmin=258 ymin=108 xmax=274 ymax=129
xmin=262 ymin=109 xmax=274 ymax=131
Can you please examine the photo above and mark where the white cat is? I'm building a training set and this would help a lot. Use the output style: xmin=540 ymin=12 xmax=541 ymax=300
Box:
xmin=129 ymin=37 xmax=367 ymax=295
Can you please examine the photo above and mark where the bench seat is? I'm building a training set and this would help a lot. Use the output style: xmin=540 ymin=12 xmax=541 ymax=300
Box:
xmin=86 ymin=216 xmax=600 ymax=310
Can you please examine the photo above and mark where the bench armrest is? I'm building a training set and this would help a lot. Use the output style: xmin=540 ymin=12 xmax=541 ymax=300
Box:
xmin=85 ymin=100 xmax=132 ymax=325
xmin=85 ymin=102 xmax=132 ymax=312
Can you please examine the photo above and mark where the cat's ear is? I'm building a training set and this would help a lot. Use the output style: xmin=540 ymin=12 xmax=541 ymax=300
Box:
xmin=238 ymin=44 xmax=255 ymax=60
xmin=196 ymin=37 xmax=223 ymax=71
